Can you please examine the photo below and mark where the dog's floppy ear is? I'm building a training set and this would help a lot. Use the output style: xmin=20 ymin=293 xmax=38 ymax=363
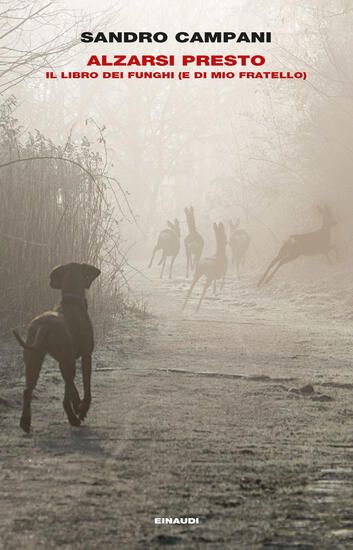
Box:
xmin=50 ymin=264 xmax=67 ymax=289
xmin=80 ymin=263 xmax=101 ymax=289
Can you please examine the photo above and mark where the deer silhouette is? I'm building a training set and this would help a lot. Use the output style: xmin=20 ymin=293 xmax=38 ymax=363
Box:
xmin=258 ymin=205 xmax=337 ymax=287
xmin=184 ymin=206 xmax=204 ymax=278
xmin=228 ymin=219 xmax=251 ymax=277
xmin=182 ymin=222 xmax=227 ymax=312
xmin=149 ymin=219 xmax=180 ymax=279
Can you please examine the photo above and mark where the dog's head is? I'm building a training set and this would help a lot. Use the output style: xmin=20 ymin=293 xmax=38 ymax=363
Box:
xmin=50 ymin=263 xmax=101 ymax=292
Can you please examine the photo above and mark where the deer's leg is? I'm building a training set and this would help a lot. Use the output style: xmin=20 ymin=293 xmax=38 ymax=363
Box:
xmin=262 ymin=257 xmax=292 ymax=286
xmin=230 ymin=247 xmax=235 ymax=269
xmin=160 ymin=254 xmax=167 ymax=278
xmin=213 ymin=280 xmax=217 ymax=295
xmin=236 ymin=258 xmax=241 ymax=279
xmin=20 ymin=350 xmax=45 ymax=433
xmin=196 ymin=278 xmax=212 ymax=312
xmin=185 ymin=245 xmax=190 ymax=278
xmin=329 ymin=245 xmax=339 ymax=262
xmin=221 ymin=276 xmax=226 ymax=291
xmin=148 ymin=246 xmax=159 ymax=268
xmin=258 ymin=256 xmax=281 ymax=287
xmin=169 ymin=254 xmax=177 ymax=279
xmin=182 ymin=272 xmax=202 ymax=310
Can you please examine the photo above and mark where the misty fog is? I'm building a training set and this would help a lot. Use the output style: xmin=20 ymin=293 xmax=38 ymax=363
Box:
xmin=7 ymin=0 xmax=350 ymax=286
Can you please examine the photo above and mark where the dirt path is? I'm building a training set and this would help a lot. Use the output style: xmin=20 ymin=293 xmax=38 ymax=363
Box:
xmin=1 ymin=268 xmax=353 ymax=549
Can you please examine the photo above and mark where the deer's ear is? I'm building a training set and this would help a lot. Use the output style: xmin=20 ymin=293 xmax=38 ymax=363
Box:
xmin=235 ymin=218 xmax=240 ymax=229
xmin=167 ymin=221 xmax=174 ymax=230
xmin=184 ymin=207 xmax=189 ymax=216
xmin=174 ymin=218 xmax=179 ymax=226
xmin=49 ymin=264 xmax=68 ymax=289
xmin=219 ymin=222 xmax=225 ymax=234
xmin=213 ymin=222 xmax=218 ymax=234
xmin=80 ymin=263 xmax=101 ymax=289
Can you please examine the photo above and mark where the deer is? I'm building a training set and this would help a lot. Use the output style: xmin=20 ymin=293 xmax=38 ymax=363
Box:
xmin=258 ymin=205 xmax=337 ymax=287
xmin=228 ymin=219 xmax=251 ymax=277
xmin=182 ymin=222 xmax=227 ymax=312
xmin=184 ymin=206 xmax=204 ymax=278
xmin=148 ymin=218 xmax=180 ymax=279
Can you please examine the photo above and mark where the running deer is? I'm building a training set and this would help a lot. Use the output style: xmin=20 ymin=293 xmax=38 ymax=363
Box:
xmin=258 ymin=205 xmax=337 ymax=287
xmin=184 ymin=206 xmax=204 ymax=278
xmin=148 ymin=219 xmax=181 ymax=279
xmin=228 ymin=219 xmax=251 ymax=277
xmin=182 ymin=222 xmax=227 ymax=312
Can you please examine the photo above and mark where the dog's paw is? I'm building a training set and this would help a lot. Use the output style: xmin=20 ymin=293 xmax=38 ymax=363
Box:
xmin=78 ymin=399 xmax=91 ymax=421
xmin=69 ymin=415 xmax=81 ymax=427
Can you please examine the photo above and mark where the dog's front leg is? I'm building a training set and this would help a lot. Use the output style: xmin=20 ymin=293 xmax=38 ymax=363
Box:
xmin=79 ymin=354 xmax=92 ymax=421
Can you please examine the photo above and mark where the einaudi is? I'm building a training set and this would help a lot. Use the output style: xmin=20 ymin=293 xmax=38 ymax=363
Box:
xmin=154 ymin=518 xmax=200 ymax=525
xmin=81 ymin=31 xmax=271 ymax=44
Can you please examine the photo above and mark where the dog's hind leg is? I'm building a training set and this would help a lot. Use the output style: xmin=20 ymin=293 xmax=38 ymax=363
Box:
xmin=59 ymin=361 xmax=80 ymax=427
xmin=79 ymin=354 xmax=92 ymax=421
xmin=20 ymin=350 xmax=45 ymax=433
xmin=71 ymin=382 xmax=81 ymax=415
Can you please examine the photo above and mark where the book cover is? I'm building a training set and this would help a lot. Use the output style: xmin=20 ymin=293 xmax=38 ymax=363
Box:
xmin=0 ymin=1 xmax=349 ymax=549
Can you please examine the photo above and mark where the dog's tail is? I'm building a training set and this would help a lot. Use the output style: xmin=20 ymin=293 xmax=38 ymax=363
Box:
xmin=12 ymin=326 xmax=48 ymax=351
xmin=12 ymin=330 xmax=34 ymax=350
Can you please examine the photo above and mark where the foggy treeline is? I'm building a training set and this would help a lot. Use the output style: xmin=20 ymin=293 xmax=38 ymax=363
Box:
xmin=14 ymin=1 xmax=351 ymax=262
xmin=1 ymin=0 xmax=353 ymax=333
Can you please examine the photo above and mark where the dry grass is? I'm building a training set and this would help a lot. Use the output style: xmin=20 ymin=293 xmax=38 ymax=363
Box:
xmin=0 ymin=96 xmax=131 ymax=339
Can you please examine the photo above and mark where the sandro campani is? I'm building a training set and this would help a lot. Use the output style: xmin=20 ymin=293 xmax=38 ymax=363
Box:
xmin=81 ymin=31 xmax=271 ymax=44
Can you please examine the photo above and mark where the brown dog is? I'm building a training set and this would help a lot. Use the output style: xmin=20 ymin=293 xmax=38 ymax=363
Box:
xmin=13 ymin=262 xmax=101 ymax=433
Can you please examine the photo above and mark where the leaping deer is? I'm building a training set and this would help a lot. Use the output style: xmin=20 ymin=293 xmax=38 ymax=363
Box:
xmin=258 ymin=205 xmax=337 ymax=287
xmin=184 ymin=206 xmax=204 ymax=278
xmin=228 ymin=219 xmax=251 ymax=277
xmin=149 ymin=219 xmax=181 ymax=279
xmin=182 ymin=222 xmax=227 ymax=312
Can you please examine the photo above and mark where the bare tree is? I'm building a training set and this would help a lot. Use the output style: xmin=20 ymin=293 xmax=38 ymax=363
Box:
xmin=0 ymin=0 xmax=117 ymax=95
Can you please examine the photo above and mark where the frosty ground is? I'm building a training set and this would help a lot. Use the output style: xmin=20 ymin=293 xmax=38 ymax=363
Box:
xmin=1 ymin=266 xmax=353 ymax=549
